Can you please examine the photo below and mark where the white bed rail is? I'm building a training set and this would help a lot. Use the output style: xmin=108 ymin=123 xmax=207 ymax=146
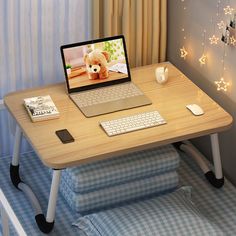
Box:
xmin=0 ymin=189 xmax=27 ymax=236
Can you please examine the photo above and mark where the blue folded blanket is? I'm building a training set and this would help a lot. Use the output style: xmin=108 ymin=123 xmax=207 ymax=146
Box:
xmin=61 ymin=144 xmax=179 ymax=193
xmin=60 ymin=171 xmax=178 ymax=213
xmin=74 ymin=187 xmax=224 ymax=236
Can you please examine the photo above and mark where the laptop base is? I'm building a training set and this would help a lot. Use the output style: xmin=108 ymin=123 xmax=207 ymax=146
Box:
xmin=72 ymin=95 xmax=152 ymax=117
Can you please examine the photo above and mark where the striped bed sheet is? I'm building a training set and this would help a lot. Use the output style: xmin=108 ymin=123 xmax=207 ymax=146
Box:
xmin=74 ymin=186 xmax=224 ymax=236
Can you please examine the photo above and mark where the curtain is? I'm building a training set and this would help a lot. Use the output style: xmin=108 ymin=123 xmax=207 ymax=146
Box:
xmin=0 ymin=0 xmax=87 ymax=157
xmin=0 ymin=0 xmax=87 ymax=99
xmin=88 ymin=0 xmax=167 ymax=67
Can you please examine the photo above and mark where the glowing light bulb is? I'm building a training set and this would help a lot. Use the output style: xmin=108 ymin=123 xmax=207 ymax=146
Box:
xmin=215 ymin=77 xmax=230 ymax=91
xmin=230 ymin=36 xmax=236 ymax=46
xmin=224 ymin=5 xmax=234 ymax=15
xmin=209 ymin=35 xmax=219 ymax=44
xmin=217 ymin=21 xmax=225 ymax=29
xmin=199 ymin=54 xmax=207 ymax=65
xmin=180 ymin=46 xmax=188 ymax=59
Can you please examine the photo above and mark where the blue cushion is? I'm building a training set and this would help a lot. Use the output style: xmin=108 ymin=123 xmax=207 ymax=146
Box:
xmin=62 ymin=144 xmax=179 ymax=193
xmin=60 ymin=171 xmax=178 ymax=213
xmin=74 ymin=187 xmax=224 ymax=236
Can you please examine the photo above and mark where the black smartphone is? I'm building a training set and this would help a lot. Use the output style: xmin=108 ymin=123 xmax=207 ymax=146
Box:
xmin=55 ymin=129 xmax=74 ymax=144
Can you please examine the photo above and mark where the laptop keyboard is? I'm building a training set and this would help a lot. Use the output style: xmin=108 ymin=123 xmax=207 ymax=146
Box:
xmin=71 ymin=83 xmax=143 ymax=107
xmin=100 ymin=110 xmax=167 ymax=136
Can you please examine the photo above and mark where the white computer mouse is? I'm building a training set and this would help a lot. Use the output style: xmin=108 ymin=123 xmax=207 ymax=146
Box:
xmin=186 ymin=104 xmax=204 ymax=116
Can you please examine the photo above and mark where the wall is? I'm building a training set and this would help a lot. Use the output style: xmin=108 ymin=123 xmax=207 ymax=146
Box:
xmin=167 ymin=0 xmax=236 ymax=184
xmin=0 ymin=0 xmax=87 ymax=157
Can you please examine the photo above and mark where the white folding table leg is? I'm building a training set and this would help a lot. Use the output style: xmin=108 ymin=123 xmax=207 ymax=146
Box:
xmin=10 ymin=125 xmax=23 ymax=189
xmin=46 ymin=169 xmax=61 ymax=223
xmin=210 ymin=133 xmax=223 ymax=179
xmin=12 ymin=125 xmax=22 ymax=166
xmin=203 ymin=133 xmax=224 ymax=188
xmin=34 ymin=169 xmax=62 ymax=234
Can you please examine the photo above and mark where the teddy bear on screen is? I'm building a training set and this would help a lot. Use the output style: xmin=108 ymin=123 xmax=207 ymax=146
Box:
xmin=84 ymin=50 xmax=110 ymax=80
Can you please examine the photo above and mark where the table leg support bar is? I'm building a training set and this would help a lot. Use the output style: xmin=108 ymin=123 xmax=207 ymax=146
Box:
xmin=10 ymin=163 xmax=54 ymax=233
xmin=178 ymin=140 xmax=210 ymax=174
xmin=174 ymin=134 xmax=224 ymax=188
xmin=10 ymin=163 xmax=61 ymax=233
xmin=10 ymin=164 xmax=22 ymax=190
xmin=204 ymin=171 xmax=224 ymax=188
xmin=35 ymin=214 xmax=54 ymax=234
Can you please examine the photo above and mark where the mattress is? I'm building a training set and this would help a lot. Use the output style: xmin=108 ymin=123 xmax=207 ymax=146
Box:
xmin=74 ymin=186 xmax=224 ymax=236
xmin=1 ymin=150 xmax=236 ymax=235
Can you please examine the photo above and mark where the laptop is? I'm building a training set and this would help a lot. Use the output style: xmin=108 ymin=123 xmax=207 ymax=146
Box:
xmin=60 ymin=35 xmax=151 ymax=117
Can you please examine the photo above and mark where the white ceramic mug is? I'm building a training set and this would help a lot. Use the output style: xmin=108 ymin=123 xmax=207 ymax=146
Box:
xmin=155 ymin=67 xmax=168 ymax=84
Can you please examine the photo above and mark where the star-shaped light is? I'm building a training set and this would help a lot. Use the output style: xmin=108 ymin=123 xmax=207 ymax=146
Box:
xmin=180 ymin=46 xmax=188 ymax=59
xmin=199 ymin=54 xmax=207 ymax=65
xmin=215 ymin=77 xmax=230 ymax=91
xmin=209 ymin=35 xmax=219 ymax=45
xmin=230 ymin=36 xmax=236 ymax=46
xmin=217 ymin=21 xmax=225 ymax=29
xmin=224 ymin=5 xmax=234 ymax=15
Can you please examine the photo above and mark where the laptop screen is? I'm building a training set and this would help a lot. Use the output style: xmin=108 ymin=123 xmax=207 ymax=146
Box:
xmin=61 ymin=35 xmax=131 ymax=93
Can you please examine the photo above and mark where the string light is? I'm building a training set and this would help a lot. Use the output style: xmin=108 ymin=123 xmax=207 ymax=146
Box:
xmin=216 ymin=0 xmax=226 ymax=43
xmin=221 ymin=0 xmax=235 ymax=44
xmin=223 ymin=0 xmax=234 ymax=15
xmin=215 ymin=44 xmax=230 ymax=92
xmin=199 ymin=30 xmax=207 ymax=65
xmin=209 ymin=34 xmax=219 ymax=44
xmin=230 ymin=36 xmax=236 ymax=46
xmin=217 ymin=21 xmax=225 ymax=29
xmin=209 ymin=10 xmax=220 ymax=45
xmin=216 ymin=1 xmax=222 ymax=19
xmin=215 ymin=78 xmax=230 ymax=91
xmin=180 ymin=46 xmax=188 ymax=59
xmin=177 ymin=0 xmax=232 ymax=92
xmin=199 ymin=54 xmax=207 ymax=65
xmin=224 ymin=5 xmax=234 ymax=15
xmin=179 ymin=0 xmax=188 ymax=59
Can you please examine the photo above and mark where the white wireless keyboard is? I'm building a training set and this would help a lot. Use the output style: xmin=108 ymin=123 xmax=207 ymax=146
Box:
xmin=100 ymin=111 xmax=167 ymax=136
